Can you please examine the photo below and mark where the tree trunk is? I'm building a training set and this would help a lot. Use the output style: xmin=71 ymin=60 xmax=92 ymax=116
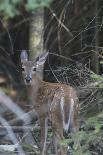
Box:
xmin=29 ymin=9 xmax=45 ymax=79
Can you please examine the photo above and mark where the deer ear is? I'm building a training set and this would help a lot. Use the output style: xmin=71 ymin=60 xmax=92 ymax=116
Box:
xmin=36 ymin=52 xmax=48 ymax=66
xmin=20 ymin=50 xmax=28 ymax=63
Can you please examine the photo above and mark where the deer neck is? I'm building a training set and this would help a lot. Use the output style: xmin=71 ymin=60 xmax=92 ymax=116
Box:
xmin=33 ymin=74 xmax=43 ymax=89
xmin=26 ymin=74 xmax=43 ymax=96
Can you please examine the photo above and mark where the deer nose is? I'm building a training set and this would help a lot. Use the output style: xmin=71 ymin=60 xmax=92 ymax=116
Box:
xmin=25 ymin=76 xmax=32 ymax=83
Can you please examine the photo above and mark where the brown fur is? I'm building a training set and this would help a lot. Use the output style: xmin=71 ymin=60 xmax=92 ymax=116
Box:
xmin=28 ymin=75 xmax=79 ymax=155
xmin=20 ymin=52 xmax=79 ymax=155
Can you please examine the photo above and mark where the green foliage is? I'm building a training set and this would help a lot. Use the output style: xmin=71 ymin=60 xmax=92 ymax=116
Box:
xmin=91 ymin=71 xmax=103 ymax=88
xmin=60 ymin=112 xmax=103 ymax=155
xmin=91 ymin=71 xmax=103 ymax=82
xmin=22 ymin=144 xmax=36 ymax=152
xmin=91 ymin=61 xmax=103 ymax=83
xmin=0 ymin=0 xmax=52 ymax=20
xmin=100 ymin=60 xmax=103 ymax=65
xmin=25 ymin=0 xmax=52 ymax=11
xmin=60 ymin=138 xmax=71 ymax=146
xmin=0 ymin=0 xmax=21 ymax=19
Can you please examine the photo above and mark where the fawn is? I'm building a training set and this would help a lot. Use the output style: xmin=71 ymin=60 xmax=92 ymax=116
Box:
xmin=20 ymin=51 xmax=79 ymax=155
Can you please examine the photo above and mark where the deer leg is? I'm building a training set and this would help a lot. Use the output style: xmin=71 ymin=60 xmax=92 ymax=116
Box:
xmin=51 ymin=114 xmax=67 ymax=155
xmin=52 ymin=134 xmax=58 ymax=155
xmin=39 ymin=117 xmax=48 ymax=155
xmin=53 ymin=126 xmax=67 ymax=155
xmin=69 ymin=113 xmax=80 ymax=154
xmin=50 ymin=94 xmax=67 ymax=155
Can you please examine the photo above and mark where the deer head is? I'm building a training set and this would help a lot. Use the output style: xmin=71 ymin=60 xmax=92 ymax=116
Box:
xmin=20 ymin=50 xmax=48 ymax=84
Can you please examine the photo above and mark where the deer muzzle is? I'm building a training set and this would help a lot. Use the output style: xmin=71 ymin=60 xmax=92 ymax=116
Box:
xmin=25 ymin=75 xmax=32 ymax=83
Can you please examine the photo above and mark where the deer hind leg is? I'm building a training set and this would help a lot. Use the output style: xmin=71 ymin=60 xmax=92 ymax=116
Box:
xmin=68 ymin=100 xmax=80 ymax=154
xmin=52 ymin=124 xmax=67 ymax=155
xmin=39 ymin=117 xmax=48 ymax=155
xmin=51 ymin=113 xmax=67 ymax=155
xmin=49 ymin=93 xmax=67 ymax=155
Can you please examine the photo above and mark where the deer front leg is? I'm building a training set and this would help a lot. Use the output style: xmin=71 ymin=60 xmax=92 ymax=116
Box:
xmin=39 ymin=117 xmax=48 ymax=155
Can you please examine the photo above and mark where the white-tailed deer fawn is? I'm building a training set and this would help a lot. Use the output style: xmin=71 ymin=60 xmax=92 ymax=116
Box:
xmin=20 ymin=51 xmax=79 ymax=155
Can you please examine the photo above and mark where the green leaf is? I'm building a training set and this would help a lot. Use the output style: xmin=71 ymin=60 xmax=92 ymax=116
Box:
xmin=100 ymin=61 xmax=103 ymax=65
xmin=91 ymin=72 xmax=103 ymax=81
xmin=0 ymin=0 xmax=52 ymax=19
xmin=11 ymin=0 xmax=21 ymax=5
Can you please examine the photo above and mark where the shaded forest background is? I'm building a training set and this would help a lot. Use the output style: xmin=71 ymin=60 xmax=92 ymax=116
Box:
xmin=0 ymin=0 xmax=103 ymax=155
